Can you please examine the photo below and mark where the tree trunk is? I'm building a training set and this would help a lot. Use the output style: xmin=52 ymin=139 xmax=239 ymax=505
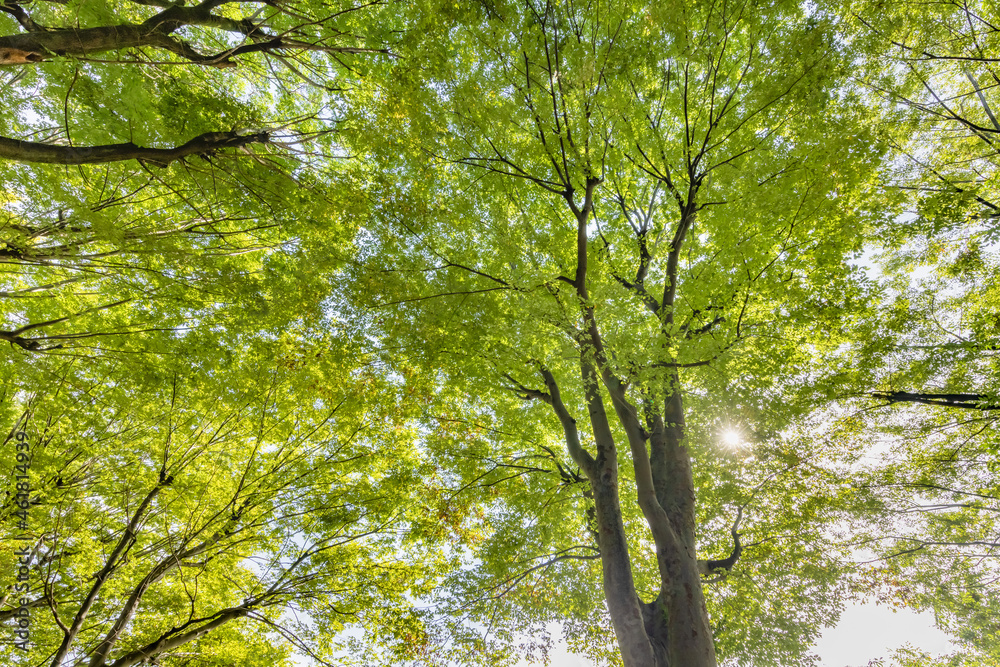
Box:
xmin=658 ymin=549 xmax=717 ymax=667
xmin=591 ymin=476 xmax=658 ymax=667
xmin=594 ymin=474 xmax=717 ymax=667
xmin=585 ymin=384 xmax=717 ymax=667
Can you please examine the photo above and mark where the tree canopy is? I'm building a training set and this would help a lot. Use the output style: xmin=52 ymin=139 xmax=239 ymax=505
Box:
xmin=2 ymin=1 xmax=999 ymax=666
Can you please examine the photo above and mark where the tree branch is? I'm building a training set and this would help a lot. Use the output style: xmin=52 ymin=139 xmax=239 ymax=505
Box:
xmin=872 ymin=391 xmax=999 ymax=410
xmin=699 ymin=506 xmax=743 ymax=580
xmin=0 ymin=131 xmax=270 ymax=166
xmin=48 ymin=476 xmax=171 ymax=667
xmin=539 ymin=367 xmax=597 ymax=479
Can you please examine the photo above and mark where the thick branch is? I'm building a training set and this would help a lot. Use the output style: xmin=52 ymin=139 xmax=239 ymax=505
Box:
xmin=87 ymin=527 xmax=236 ymax=667
xmin=661 ymin=206 xmax=697 ymax=321
xmin=0 ymin=596 xmax=46 ymax=623
xmin=106 ymin=604 xmax=254 ymax=667
xmin=590 ymin=331 xmax=678 ymax=555
xmin=0 ymin=2 xmax=257 ymax=67
xmin=965 ymin=71 xmax=1000 ymax=132
xmin=1 ymin=299 xmax=132 ymax=352
xmin=872 ymin=391 xmax=999 ymax=410
xmin=0 ymin=1 xmax=39 ymax=32
xmin=0 ymin=131 xmax=269 ymax=166
xmin=539 ymin=368 xmax=597 ymax=479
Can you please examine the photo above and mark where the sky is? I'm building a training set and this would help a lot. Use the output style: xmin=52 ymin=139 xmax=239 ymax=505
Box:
xmin=812 ymin=601 xmax=954 ymax=667
xmin=532 ymin=600 xmax=955 ymax=667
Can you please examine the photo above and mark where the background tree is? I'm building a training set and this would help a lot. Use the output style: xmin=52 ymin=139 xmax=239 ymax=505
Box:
xmin=0 ymin=0 xmax=395 ymax=359
xmin=850 ymin=0 xmax=1000 ymax=405
xmin=0 ymin=335 xmax=447 ymax=666
xmin=830 ymin=1 xmax=1000 ymax=663
xmin=0 ymin=3 xmax=447 ymax=664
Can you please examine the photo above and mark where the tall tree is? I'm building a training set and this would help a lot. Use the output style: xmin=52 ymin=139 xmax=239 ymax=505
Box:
xmin=849 ymin=0 xmax=1000 ymax=402
xmin=346 ymin=0 xmax=889 ymax=664
xmin=0 ymin=3 xmax=437 ymax=664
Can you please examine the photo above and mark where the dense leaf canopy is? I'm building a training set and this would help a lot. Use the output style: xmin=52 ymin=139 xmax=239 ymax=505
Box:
xmin=2 ymin=1 xmax=999 ymax=666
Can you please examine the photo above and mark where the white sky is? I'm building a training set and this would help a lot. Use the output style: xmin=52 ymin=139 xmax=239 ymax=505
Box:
xmin=812 ymin=601 xmax=955 ymax=667
xmin=529 ymin=600 xmax=955 ymax=667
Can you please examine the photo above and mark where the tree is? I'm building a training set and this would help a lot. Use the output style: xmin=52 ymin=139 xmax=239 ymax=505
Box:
xmin=345 ymin=1 xmax=889 ymax=664
xmin=0 ymin=0 xmax=395 ymax=359
xmin=828 ymin=2 xmax=1000 ymax=663
xmin=848 ymin=0 xmax=1000 ymax=404
xmin=0 ymin=337 xmax=444 ymax=666
xmin=0 ymin=4 xmax=447 ymax=664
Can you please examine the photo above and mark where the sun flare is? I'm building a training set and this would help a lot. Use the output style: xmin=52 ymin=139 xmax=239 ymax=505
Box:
xmin=721 ymin=429 xmax=743 ymax=448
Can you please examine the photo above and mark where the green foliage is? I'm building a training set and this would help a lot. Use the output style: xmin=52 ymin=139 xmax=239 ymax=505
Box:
xmin=0 ymin=342 xmax=444 ymax=666
xmin=824 ymin=3 xmax=1000 ymax=663
xmin=2 ymin=0 xmax=998 ymax=666
xmin=338 ymin=1 xmax=902 ymax=664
